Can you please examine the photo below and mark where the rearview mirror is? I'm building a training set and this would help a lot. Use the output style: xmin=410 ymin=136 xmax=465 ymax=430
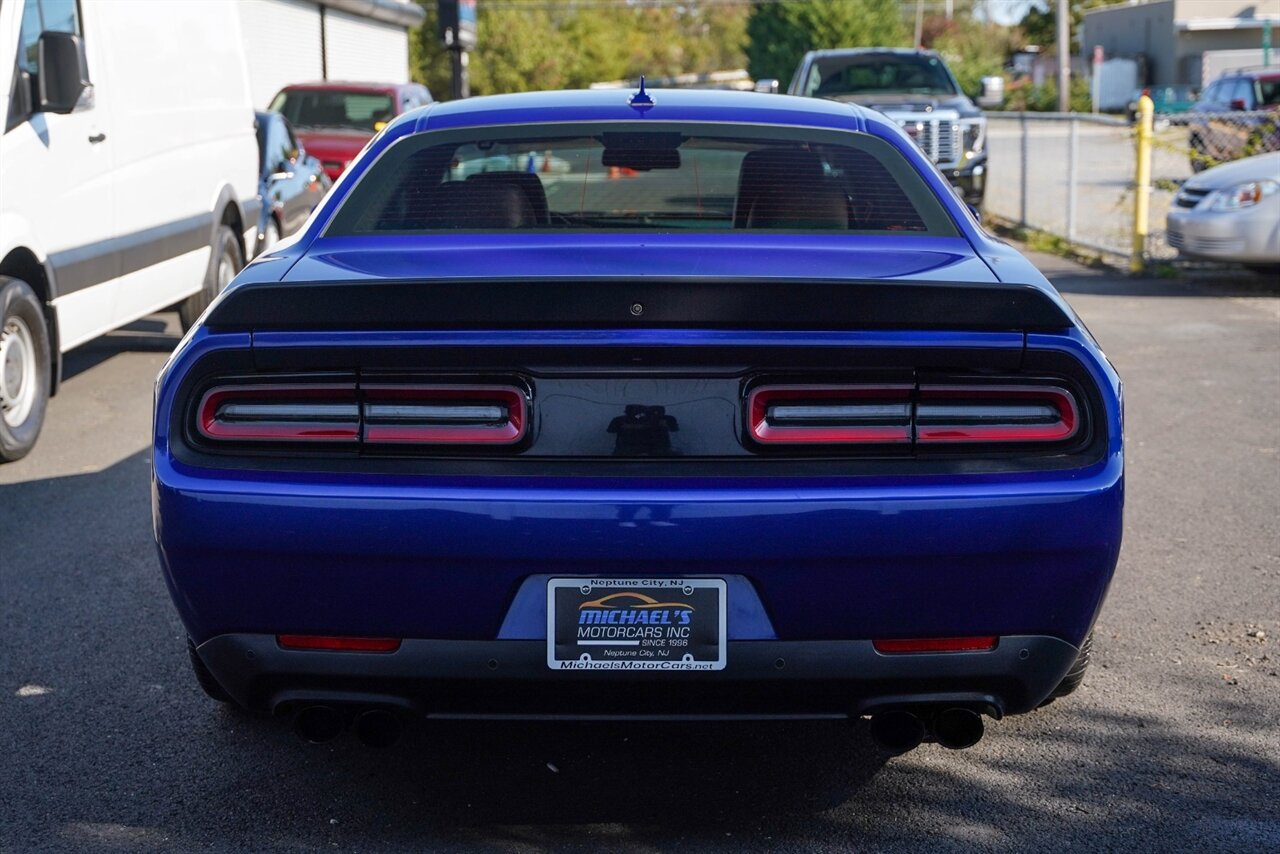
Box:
xmin=37 ymin=31 xmax=92 ymax=114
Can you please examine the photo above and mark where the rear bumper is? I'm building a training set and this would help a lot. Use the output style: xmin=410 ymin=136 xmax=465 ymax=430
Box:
xmin=155 ymin=461 xmax=1123 ymax=648
xmin=197 ymin=633 xmax=1080 ymax=718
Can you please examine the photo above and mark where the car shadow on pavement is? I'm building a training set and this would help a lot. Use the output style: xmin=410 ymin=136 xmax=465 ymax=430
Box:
xmin=59 ymin=315 xmax=182 ymax=383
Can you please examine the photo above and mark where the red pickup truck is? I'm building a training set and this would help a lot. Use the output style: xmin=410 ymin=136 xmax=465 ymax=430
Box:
xmin=268 ymin=81 xmax=434 ymax=181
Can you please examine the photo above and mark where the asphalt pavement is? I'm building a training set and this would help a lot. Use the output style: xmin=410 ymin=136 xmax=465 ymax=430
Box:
xmin=2 ymin=254 xmax=1278 ymax=852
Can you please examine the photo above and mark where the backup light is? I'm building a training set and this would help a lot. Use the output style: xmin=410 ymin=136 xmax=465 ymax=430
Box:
xmin=748 ymin=385 xmax=913 ymax=444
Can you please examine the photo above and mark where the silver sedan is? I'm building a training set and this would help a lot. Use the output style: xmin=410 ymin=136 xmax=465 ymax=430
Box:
xmin=1167 ymin=151 xmax=1280 ymax=270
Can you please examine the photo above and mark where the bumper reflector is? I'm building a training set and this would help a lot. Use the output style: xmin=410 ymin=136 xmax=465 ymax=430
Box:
xmin=873 ymin=636 xmax=998 ymax=654
xmin=277 ymin=635 xmax=402 ymax=652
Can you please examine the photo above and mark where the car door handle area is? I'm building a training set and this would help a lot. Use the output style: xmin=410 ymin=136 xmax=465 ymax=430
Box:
xmin=88 ymin=133 xmax=107 ymax=144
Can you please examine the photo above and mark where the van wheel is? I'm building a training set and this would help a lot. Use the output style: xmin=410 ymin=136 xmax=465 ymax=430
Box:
xmin=179 ymin=225 xmax=242 ymax=331
xmin=0 ymin=277 xmax=51 ymax=462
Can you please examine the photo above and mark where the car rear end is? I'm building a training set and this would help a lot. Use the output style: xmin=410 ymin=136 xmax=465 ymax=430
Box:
xmin=153 ymin=96 xmax=1122 ymax=746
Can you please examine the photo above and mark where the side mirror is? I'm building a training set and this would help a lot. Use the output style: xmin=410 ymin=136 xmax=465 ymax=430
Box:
xmin=37 ymin=31 xmax=91 ymax=114
xmin=1230 ymin=98 xmax=1247 ymax=111
xmin=754 ymin=79 xmax=780 ymax=94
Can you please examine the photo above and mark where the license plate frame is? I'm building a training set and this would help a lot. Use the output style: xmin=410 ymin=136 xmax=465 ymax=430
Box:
xmin=546 ymin=578 xmax=727 ymax=671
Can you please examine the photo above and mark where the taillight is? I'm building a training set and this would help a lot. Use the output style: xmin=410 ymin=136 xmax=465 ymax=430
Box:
xmin=363 ymin=385 xmax=526 ymax=445
xmin=747 ymin=381 xmax=1081 ymax=449
xmin=873 ymin=636 xmax=998 ymax=654
xmin=194 ymin=381 xmax=527 ymax=448
xmin=197 ymin=384 xmax=360 ymax=443
xmin=916 ymin=385 xmax=1078 ymax=444
xmin=747 ymin=385 xmax=913 ymax=444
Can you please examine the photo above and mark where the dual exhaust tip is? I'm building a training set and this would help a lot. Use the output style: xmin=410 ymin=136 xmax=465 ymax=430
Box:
xmin=293 ymin=706 xmax=403 ymax=748
xmin=869 ymin=707 xmax=985 ymax=753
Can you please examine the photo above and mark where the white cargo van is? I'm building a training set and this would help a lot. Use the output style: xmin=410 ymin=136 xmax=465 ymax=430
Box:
xmin=0 ymin=0 xmax=258 ymax=460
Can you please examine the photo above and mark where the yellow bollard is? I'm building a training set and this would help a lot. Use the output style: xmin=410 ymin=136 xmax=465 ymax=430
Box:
xmin=1131 ymin=94 xmax=1154 ymax=274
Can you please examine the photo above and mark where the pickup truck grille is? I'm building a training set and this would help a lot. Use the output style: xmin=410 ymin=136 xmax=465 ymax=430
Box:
xmin=897 ymin=117 xmax=961 ymax=168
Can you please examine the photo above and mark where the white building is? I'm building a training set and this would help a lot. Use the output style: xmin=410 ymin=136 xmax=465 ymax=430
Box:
xmin=238 ymin=0 xmax=426 ymax=107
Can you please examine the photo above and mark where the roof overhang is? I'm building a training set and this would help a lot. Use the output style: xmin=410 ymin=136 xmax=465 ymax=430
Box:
xmin=316 ymin=0 xmax=426 ymax=29
xmin=1176 ymin=16 xmax=1280 ymax=32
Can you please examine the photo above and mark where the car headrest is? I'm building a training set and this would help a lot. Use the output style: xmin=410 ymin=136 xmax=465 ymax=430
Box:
xmin=745 ymin=184 xmax=850 ymax=230
xmin=418 ymin=181 xmax=535 ymax=229
xmin=466 ymin=172 xmax=550 ymax=225
xmin=734 ymin=149 xmax=828 ymax=228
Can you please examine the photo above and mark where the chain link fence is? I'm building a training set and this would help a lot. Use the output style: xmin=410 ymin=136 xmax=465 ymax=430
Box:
xmin=983 ymin=109 xmax=1280 ymax=266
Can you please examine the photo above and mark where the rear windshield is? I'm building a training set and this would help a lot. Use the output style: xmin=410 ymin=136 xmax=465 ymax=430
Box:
xmin=269 ymin=89 xmax=394 ymax=132
xmin=326 ymin=123 xmax=957 ymax=236
xmin=804 ymin=55 xmax=959 ymax=99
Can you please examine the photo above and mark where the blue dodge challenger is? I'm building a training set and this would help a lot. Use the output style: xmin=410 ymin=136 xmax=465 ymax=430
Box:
xmin=153 ymin=87 xmax=1122 ymax=752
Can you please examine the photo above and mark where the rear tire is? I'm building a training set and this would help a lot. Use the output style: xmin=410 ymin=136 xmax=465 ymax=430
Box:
xmin=187 ymin=637 xmax=233 ymax=703
xmin=0 ymin=277 xmax=51 ymax=462
xmin=179 ymin=225 xmax=242 ymax=331
xmin=1040 ymin=632 xmax=1092 ymax=706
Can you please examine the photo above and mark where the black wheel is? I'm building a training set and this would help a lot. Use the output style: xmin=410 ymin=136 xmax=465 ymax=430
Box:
xmin=1041 ymin=633 xmax=1092 ymax=706
xmin=0 ymin=277 xmax=52 ymax=462
xmin=179 ymin=224 xmax=242 ymax=331
xmin=187 ymin=637 xmax=233 ymax=703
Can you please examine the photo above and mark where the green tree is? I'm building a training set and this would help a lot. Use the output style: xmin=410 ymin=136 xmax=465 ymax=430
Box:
xmin=745 ymin=0 xmax=910 ymax=85
xmin=927 ymin=16 xmax=1016 ymax=98
xmin=411 ymin=1 xmax=749 ymax=99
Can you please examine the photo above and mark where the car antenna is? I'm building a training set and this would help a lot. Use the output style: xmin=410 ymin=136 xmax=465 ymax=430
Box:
xmin=629 ymin=76 xmax=654 ymax=112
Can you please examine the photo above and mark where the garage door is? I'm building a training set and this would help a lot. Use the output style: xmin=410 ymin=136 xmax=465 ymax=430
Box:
xmin=239 ymin=0 xmax=324 ymax=107
xmin=324 ymin=8 xmax=410 ymax=84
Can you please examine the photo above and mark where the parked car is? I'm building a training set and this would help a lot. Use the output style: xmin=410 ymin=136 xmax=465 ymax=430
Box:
xmin=253 ymin=112 xmax=330 ymax=257
xmin=268 ymin=82 xmax=433 ymax=181
xmin=1186 ymin=68 xmax=1280 ymax=172
xmin=1167 ymin=151 xmax=1280 ymax=271
xmin=0 ymin=0 xmax=258 ymax=461
xmin=787 ymin=48 xmax=987 ymax=207
xmin=1126 ymin=84 xmax=1197 ymax=122
xmin=156 ymin=88 xmax=1122 ymax=753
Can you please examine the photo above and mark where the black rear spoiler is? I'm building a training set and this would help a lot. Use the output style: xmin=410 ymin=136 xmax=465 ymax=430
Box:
xmin=205 ymin=278 xmax=1073 ymax=332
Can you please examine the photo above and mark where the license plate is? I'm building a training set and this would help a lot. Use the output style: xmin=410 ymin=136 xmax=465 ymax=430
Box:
xmin=547 ymin=578 xmax=726 ymax=671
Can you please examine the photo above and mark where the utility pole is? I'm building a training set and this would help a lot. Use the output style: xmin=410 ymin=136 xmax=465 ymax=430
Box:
xmin=914 ymin=0 xmax=925 ymax=48
xmin=1057 ymin=0 xmax=1071 ymax=112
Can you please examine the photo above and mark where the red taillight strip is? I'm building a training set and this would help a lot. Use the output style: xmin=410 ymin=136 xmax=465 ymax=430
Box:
xmin=277 ymin=635 xmax=401 ymax=652
xmin=873 ymin=636 xmax=999 ymax=654
xmin=197 ymin=385 xmax=360 ymax=442
xmin=748 ymin=385 xmax=913 ymax=445
xmin=361 ymin=385 xmax=527 ymax=445
xmin=915 ymin=385 xmax=1078 ymax=444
